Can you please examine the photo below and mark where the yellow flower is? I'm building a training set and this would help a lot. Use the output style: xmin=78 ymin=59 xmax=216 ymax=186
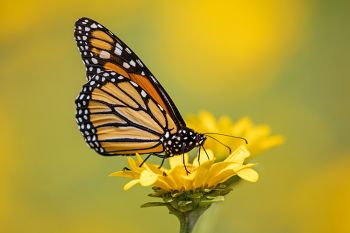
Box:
xmin=186 ymin=111 xmax=285 ymax=159
xmin=110 ymin=111 xmax=283 ymax=232
xmin=110 ymin=146 xmax=258 ymax=192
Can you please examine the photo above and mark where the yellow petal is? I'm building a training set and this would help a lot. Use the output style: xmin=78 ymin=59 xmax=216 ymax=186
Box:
xmin=169 ymin=154 xmax=188 ymax=169
xmin=259 ymin=135 xmax=285 ymax=150
xmin=123 ymin=179 xmax=140 ymax=191
xmin=246 ymin=125 xmax=271 ymax=144
xmin=237 ymin=168 xmax=259 ymax=182
xmin=218 ymin=115 xmax=233 ymax=129
xmin=207 ymin=162 xmax=253 ymax=186
xmin=154 ymin=176 xmax=173 ymax=191
xmin=207 ymin=169 xmax=237 ymax=187
xmin=181 ymin=174 xmax=196 ymax=191
xmin=225 ymin=145 xmax=250 ymax=163
xmin=192 ymin=160 xmax=214 ymax=189
xmin=127 ymin=157 xmax=143 ymax=172
xmin=231 ymin=117 xmax=252 ymax=135
xmin=144 ymin=163 xmax=163 ymax=175
xmin=135 ymin=153 xmax=143 ymax=163
xmin=139 ymin=170 xmax=158 ymax=186
xmin=168 ymin=166 xmax=191 ymax=190
xmin=208 ymin=161 xmax=235 ymax=175
xmin=109 ymin=170 xmax=137 ymax=178
xmin=161 ymin=173 xmax=178 ymax=189
xmin=193 ymin=149 xmax=214 ymax=167
xmin=198 ymin=111 xmax=218 ymax=132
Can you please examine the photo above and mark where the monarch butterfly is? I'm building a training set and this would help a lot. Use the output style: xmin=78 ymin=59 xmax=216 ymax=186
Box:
xmin=74 ymin=18 xmax=246 ymax=173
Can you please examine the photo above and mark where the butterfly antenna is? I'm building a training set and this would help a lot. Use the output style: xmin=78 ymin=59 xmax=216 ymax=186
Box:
xmin=204 ymin=133 xmax=248 ymax=144
xmin=205 ymin=135 xmax=232 ymax=155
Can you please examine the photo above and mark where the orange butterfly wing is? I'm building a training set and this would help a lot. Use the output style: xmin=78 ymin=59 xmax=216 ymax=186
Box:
xmin=75 ymin=71 xmax=180 ymax=155
xmin=74 ymin=17 xmax=185 ymax=131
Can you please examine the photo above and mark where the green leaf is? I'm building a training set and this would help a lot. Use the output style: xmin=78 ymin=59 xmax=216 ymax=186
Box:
xmin=178 ymin=200 xmax=193 ymax=207
xmin=141 ymin=202 xmax=168 ymax=208
xmin=190 ymin=193 xmax=203 ymax=199
xmin=223 ymin=176 xmax=242 ymax=187
xmin=171 ymin=192 xmax=183 ymax=198
xmin=163 ymin=196 xmax=174 ymax=203
xmin=202 ymin=196 xmax=225 ymax=203
xmin=148 ymin=192 xmax=163 ymax=198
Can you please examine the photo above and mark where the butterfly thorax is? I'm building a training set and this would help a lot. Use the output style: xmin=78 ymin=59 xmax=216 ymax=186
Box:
xmin=161 ymin=128 xmax=206 ymax=155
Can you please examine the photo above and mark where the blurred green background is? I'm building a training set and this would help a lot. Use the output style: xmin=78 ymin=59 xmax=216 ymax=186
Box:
xmin=1 ymin=0 xmax=349 ymax=232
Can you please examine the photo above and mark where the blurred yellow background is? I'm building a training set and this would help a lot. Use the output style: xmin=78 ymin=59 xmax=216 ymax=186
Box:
xmin=1 ymin=0 xmax=349 ymax=232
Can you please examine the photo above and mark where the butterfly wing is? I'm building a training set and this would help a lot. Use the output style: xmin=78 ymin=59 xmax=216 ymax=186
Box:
xmin=76 ymin=71 xmax=181 ymax=155
xmin=74 ymin=17 xmax=186 ymax=131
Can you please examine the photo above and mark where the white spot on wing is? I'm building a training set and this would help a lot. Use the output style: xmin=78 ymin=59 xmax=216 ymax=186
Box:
xmin=125 ymin=48 xmax=132 ymax=54
xmin=91 ymin=58 xmax=98 ymax=64
xmin=116 ymin=43 xmax=123 ymax=50
xmin=130 ymin=81 xmax=138 ymax=87
xmin=114 ymin=47 xmax=122 ymax=55
xmin=129 ymin=60 xmax=136 ymax=67
xmin=141 ymin=90 xmax=147 ymax=97
xmin=99 ymin=51 xmax=110 ymax=59
xmin=136 ymin=59 xmax=144 ymax=67
xmin=150 ymin=75 xmax=157 ymax=83
xmin=123 ymin=62 xmax=130 ymax=69
xmin=165 ymin=132 xmax=170 ymax=138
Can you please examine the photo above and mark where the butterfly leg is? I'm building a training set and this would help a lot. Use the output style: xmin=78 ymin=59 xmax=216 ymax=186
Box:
xmin=197 ymin=146 xmax=202 ymax=165
xmin=158 ymin=152 xmax=169 ymax=169
xmin=139 ymin=153 xmax=153 ymax=167
xmin=182 ymin=153 xmax=190 ymax=175
xmin=158 ymin=156 xmax=166 ymax=169
xmin=180 ymin=143 xmax=190 ymax=175
xmin=202 ymin=146 xmax=210 ymax=160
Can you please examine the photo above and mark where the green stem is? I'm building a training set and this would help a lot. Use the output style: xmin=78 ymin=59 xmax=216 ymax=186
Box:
xmin=179 ymin=210 xmax=203 ymax=233
xmin=167 ymin=205 xmax=209 ymax=233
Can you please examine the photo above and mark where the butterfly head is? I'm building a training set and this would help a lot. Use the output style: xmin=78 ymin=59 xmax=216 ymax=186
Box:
xmin=162 ymin=128 xmax=206 ymax=155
